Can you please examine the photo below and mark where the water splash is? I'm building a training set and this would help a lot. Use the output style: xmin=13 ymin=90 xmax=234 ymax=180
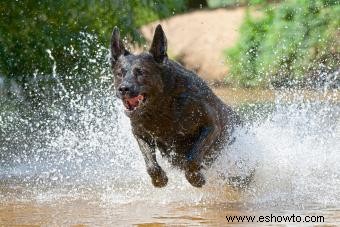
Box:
xmin=1 ymin=85 xmax=339 ymax=209
xmin=0 ymin=42 xmax=339 ymax=210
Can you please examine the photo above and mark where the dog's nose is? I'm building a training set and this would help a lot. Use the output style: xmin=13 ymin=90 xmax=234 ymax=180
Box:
xmin=118 ymin=85 xmax=131 ymax=95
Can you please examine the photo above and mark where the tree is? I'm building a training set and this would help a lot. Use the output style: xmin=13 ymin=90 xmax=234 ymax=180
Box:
xmin=0 ymin=0 xmax=187 ymax=93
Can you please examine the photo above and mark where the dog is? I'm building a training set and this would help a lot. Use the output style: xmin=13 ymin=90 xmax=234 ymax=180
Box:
xmin=110 ymin=24 xmax=241 ymax=187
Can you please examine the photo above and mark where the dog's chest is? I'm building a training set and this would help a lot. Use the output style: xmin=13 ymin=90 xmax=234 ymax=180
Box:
xmin=145 ymin=116 xmax=193 ymax=138
xmin=133 ymin=108 xmax=199 ymax=145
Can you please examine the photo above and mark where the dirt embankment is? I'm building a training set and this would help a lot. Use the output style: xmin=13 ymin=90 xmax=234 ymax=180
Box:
xmin=139 ymin=7 xmax=246 ymax=83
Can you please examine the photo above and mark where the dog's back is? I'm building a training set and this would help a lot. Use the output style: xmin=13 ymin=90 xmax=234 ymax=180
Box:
xmin=154 ymin=59 xmax=241 ymax=166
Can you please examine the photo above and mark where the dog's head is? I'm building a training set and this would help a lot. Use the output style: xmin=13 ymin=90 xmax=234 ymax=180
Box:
xmin=110 ymin=25 xmax=168 ymax=117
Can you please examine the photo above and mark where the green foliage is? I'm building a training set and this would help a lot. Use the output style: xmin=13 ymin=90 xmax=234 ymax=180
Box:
xmin=208 ymin=0 xmax=245 ymax=8
xmin=0 ymin=0 xmax=187 ymax=88
xmin=207 ymin=0 xmax=267 ymax=8
xmin=226 ymin=0 xmax=340 ymax=87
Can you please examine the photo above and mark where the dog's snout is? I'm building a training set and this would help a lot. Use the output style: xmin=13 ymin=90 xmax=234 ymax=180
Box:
xmin=119 ymin=85 xmax=129 ymax=92
xmin=118 ymin=84 xmax=133 ymax=95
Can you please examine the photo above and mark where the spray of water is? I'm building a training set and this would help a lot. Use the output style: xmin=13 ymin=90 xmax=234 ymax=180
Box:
xmin=0 ymin=42 xmax=339 ymax=210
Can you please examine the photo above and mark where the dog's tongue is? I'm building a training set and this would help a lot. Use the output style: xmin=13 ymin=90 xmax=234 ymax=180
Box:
xmin=126 ymin=95 xmax=144 ymax=109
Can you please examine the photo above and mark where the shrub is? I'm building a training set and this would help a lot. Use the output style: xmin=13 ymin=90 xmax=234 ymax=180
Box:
xmin=226 ymin=0 xmax=340 ymax=87
xmin=0 ymin=0 xmax=187 ymax=92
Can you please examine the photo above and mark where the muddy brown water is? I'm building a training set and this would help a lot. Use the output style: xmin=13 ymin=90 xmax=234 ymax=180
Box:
xmin=1 ymin=200 xmax=340 ymax=226
xmin=1 ymin=88 xmax=339 ymax=226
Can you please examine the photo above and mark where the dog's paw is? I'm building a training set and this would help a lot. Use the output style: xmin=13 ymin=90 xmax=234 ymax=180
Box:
xmin=147 ymin=166 xmax=168 ymax=188
xmin=185 ymin=170 xmax=206 ymax=188
xmin=185 ymin=159 xmax=201 ymax=172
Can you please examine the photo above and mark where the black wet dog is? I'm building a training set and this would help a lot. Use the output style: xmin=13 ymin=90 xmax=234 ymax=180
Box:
xmin=110 ymin=25 xmax=241 ymax=188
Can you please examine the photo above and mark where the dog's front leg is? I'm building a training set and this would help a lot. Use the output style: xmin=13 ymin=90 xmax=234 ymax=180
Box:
xmin=135 ymin=137 xmax=168 ymax=187
xmin=185 ymin=125 xmax=220 ymax=187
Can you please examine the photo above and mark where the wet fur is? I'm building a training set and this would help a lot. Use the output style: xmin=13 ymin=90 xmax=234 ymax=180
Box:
xmin=110 ymin=25 xmax=241 ymax=187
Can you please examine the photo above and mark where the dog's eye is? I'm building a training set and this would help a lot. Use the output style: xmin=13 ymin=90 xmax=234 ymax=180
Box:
xmin=116 ymin=70 xmax=124 ymax=78
xmin=134 ymin=68 xmax=143 ymax=77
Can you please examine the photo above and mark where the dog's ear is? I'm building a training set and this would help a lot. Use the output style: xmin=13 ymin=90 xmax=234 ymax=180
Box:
xmin=110 ymin=27 xmax=129 ymax=63
xmin=149 ymin=24 xmax=168 ymax=63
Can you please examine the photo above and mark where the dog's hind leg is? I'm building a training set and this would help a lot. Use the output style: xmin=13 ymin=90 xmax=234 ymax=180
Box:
xmin=135 ymin=136 xmax=168 ymax=188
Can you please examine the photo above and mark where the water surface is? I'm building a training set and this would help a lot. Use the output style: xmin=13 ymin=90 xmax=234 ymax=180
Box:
xmin=0 ymin=87 xmax=339 ymax=226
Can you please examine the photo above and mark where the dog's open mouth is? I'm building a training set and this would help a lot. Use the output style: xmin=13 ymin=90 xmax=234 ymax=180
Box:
xmin=123 ymin=94 xmax=145 ymax=111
